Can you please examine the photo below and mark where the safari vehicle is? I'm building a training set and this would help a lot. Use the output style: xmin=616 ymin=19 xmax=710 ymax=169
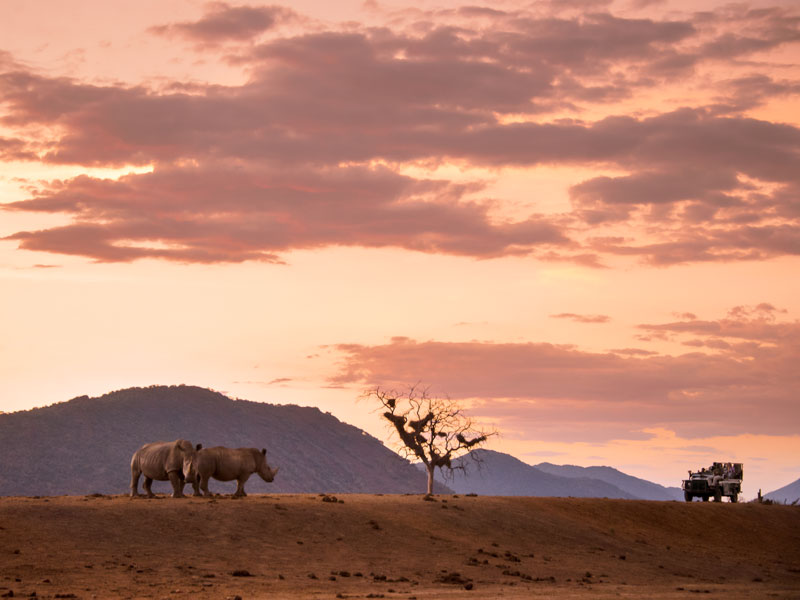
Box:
xmin=682 ymin=462 xmax=742 ymax=502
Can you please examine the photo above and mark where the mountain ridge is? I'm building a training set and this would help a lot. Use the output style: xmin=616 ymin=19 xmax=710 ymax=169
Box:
xmin=0 ymin=385 xmax=447 ymax=496
xmin=427 ymin=449 xmax=684 ymax=500
xmin=534 ymin=461 xmax=684 ymax=501
xmin=432 ymin=449 xmax=638 ymax=499
xmin=764 ymin=478 xmax=800 ymax=504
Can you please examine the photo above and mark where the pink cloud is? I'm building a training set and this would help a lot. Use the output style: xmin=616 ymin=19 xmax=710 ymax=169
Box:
xmin=638 ymin=303 xmax=796 ymax=344
xmin=0 ymin=5 xmax=798 ymax=264
xmin=330 ymin=307 xmax=800 ymax=440
xmin=609 ymin=348 xmax=658 ymax=356
xmin=150 ymin=3 xmax=295 ymax=43
xmin=0 ymin=136 xmax=37 ymax=161
xmin=2 ymin=164 xmax=568 ymax=262
xmin=713 ymin=75 xmax=800 ymax=113
xmin=697 ymin=5 xmax=800 ymax=59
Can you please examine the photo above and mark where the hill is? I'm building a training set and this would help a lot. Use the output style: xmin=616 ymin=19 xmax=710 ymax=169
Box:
xmin=0 ymin=385 xmax=449 ymax=496
xmin=765 ymin=477 xmax=800 ymax=504
xmin=435 ymin=449 xmax=639 ymax=498
xmin=534 ymin=462 xmax=683 ymax=501
xmin=1 ymin=494 xmax=798 ymax=599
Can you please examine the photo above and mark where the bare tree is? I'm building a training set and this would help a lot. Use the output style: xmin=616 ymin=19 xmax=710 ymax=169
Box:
xmin=367 ymin=385 xmax=496 ymax=495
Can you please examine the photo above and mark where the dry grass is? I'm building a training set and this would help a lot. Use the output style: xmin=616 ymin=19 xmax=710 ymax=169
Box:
xmin=1 ymin=494 xmax=798 ymax=599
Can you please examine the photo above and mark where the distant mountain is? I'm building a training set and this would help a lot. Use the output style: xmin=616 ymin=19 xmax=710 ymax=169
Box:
xmin=433 ymin=449 xmax=639 ymax=499
xmin=534 ymin=462 xmax=683 ymax=501
xmin=0 ymin=385 xmax=450 ymax=496
xmin=765 ymin=478 xmax=800 ymax=504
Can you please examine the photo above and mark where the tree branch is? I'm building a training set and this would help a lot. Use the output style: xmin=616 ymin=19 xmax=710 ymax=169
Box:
xmin=367 ymin=384 xmax=497 ymax=494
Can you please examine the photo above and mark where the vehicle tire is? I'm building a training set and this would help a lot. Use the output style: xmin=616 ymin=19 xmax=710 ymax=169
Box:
xmin=684 ymin=491 xmax=693 ymax=502
xmin=702 ymin=495 xmax=709 ymax=502
xmin=714 ymin=489 xmax=722 ymax=502
xmin=730 ymin=493 xmax=738 ymax=503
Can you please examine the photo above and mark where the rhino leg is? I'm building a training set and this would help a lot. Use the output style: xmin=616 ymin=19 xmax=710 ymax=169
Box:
xmin=130 ymin=467 xmax=142 ymax=497
xmin=191 ymin=480 xmax=202 ymax=497
xmin=168 ymin=471 xmax=185 ymax=498
xmin=233 ymin=474 xmax=252 ymax=498
xmin=200 ymin=474 xmax=213 ymax=496
xmin=143 ymin=477 xmax=155 ymax=498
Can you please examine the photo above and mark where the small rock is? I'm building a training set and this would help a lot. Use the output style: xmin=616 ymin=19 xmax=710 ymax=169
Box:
xmin=436 ymin=572 xmax=472 ymax=586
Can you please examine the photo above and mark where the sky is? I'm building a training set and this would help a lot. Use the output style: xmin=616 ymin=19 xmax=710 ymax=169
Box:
xmin=1 ymin=0 xmax=799 ymax=499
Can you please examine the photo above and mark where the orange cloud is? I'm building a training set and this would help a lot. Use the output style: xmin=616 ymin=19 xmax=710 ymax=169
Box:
xmin=550 ymin=313 xmax=610 ymax=323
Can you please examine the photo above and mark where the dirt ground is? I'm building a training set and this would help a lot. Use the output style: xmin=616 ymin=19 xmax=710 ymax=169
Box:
xmin=1 ymin=493 xmax=799 ymax=599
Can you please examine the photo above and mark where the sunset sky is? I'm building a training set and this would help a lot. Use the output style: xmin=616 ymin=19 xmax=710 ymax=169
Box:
xmin=1 ymin=0 xmax=799 ymax=498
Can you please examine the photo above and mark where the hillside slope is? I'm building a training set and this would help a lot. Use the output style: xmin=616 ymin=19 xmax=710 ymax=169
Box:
xmin=1 ymin=495 xmax=798 ymax=599
xmin=0 ymin=385 xmax=448 ymax=495
xmin=437 ymin=449 xmax=639 ymax=498
xmin=534 ymin=462 xmax=683 ymax=501
xmin=765 ymin=477 xmax=800 ymax=504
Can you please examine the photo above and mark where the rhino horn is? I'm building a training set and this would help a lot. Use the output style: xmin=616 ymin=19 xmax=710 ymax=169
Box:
xmin=271 ymin=466 xmax=280 ymax=478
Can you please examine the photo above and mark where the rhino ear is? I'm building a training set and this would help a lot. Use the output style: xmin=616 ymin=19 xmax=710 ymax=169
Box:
xmin=196 ymin=443 xmax=202 ymax=451
xmin=261 ymin=448 xmax=267 ymax=456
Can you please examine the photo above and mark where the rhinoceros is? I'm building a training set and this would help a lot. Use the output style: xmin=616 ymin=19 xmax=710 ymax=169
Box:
xmin=130 ymin=439 xmax=202 ymax=498
xmin=196 ymin=446 xmax=279 ymax=497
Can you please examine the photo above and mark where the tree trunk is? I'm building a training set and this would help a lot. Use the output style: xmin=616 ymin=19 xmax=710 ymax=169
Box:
xmin=426 ymin=464 xmax=434 ymax=495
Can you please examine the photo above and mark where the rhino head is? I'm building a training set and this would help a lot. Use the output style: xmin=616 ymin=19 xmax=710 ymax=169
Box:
xmin=182 ymin=442 xmax=203 ymax=483
xmin=257 ymin=448 xmax=279 ymax=483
